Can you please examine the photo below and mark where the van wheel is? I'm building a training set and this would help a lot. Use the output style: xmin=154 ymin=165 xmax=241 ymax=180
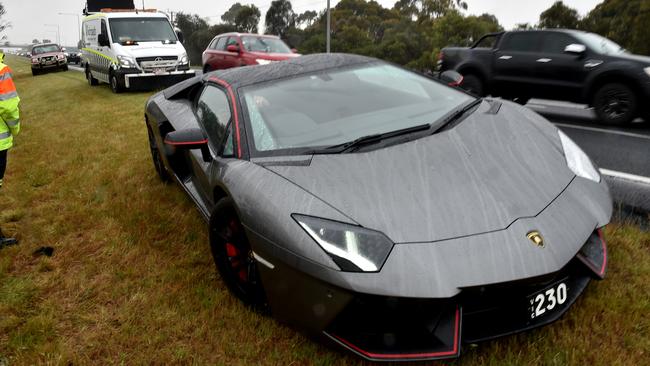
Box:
xmin=593 ymin=83 xmax=638 ymax=125
xmin=460 ymin=74 xmax=485 ymax=96
xmin=110 ymin=73 xmax=123 ymax=94
xmin=86 ymin=67 xmax=98 ymax=86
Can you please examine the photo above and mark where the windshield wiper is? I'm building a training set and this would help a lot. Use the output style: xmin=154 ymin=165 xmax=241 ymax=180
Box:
xmin=432 ymin=98 xmax=483 ymax=133
xmin=311 ymin=123 xmax=431 ymax=154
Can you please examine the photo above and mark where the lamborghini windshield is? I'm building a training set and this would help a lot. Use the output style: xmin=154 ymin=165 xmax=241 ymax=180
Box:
xmin=242 ymin=63 xmax=474 ymax=156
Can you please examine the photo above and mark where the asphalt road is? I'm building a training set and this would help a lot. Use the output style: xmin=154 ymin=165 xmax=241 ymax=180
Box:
xmin=528 ymin=99 xmax=650 ymax=214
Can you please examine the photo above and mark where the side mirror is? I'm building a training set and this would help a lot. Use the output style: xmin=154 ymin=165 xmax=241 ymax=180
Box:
xmin=176 ymin=30 xmax=184 ymax=44
xmin=164 ymin=128 xmax=211 ymax=162
xmin=565 ymin=43 xmax=586 ymax=55
xmin=61 ymin=47 xmax=66 ymax=52
xmin=439 ymin=70 xmax=464 ymax=87
xmin=98 ymin=33 xmax=110 ymax=47
xmin=226 ymin=44 xmax=240 ymax=53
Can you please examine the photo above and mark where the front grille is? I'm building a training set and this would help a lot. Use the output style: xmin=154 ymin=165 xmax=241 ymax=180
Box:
xmin=136 ymin=56 xmax=178 ymax=62
xmin=325 ymin=296 xmax=460 ymax=360
xmin=460 ymin=256 xmax=593 ymax=343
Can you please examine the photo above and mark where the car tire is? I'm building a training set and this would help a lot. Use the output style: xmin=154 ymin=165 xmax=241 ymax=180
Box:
xmin=147 ymin=125 xmax=170 ymax=183
xmin=209 ymin=197 xmax=267 ymax=309
xmin=513 ymin=97 xmax=530 ymax=106
xmin=460 ymin=74 xmax=485 ymax=96
xmin=86 ymin=67 xmax=98 ymax=86
xmin=61 ymin=65 xmax=69 ymax=72
xmin=31 ymin=68 xmax=39 ymax=76
xmin=593 ymin=83 xmax=638 ymax=125
xmin=110 ymin=73 xmax=123 ymax=94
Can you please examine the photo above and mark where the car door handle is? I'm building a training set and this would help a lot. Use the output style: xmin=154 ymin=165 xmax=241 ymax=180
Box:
xmin=499 ymin=55 xmax=512 ymax=60
xmin=536 ymin=58 xmax=552 ymax=63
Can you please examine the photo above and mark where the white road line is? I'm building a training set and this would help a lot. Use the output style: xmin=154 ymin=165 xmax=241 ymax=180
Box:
xmin=555 ymin=123 xmax=650 ymax=140
xmin=600 ymin=169 xmax=650 ymax=185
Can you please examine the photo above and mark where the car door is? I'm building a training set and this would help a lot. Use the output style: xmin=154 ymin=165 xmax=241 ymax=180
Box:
xmin=493 ymin=32 xmax=543 ymax=97
xmin=534 ymin=32 xmax=590 ymax=101
xmin=206 ymin=36 xmax=227 ymax=70
xmin=191 ymin=84 xmax=235 ymax=208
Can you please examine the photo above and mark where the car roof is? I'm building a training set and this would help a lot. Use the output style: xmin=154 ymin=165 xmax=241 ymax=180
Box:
xmin=33 ymin=43 xmax=59 ymax=48
xmin=83 ymin=12 xmax=169 ymax=20
xmin=204 ymin=53 xmax=377 ymax=89
xmin=215 ymin=32 xmax=280 ymax=39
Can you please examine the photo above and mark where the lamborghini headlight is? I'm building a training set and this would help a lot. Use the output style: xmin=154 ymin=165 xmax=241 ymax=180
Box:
xmin=293 ymin=215 xmax=394 ymax=272
xmin=558 ymin=130 xmax=600 ymax=182
xmin=117 ymin=55 xmax=136 ymax=68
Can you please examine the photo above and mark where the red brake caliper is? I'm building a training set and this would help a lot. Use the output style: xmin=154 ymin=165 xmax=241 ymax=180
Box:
xmin=225 ymin=219 xmax=249 ymax=282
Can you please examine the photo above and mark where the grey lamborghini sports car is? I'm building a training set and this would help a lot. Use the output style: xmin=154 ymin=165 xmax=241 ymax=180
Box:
xmin=145 ymin=54 xmax=612 ymax=361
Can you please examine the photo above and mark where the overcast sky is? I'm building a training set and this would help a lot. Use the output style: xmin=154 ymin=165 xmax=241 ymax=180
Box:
xmin=2 ymin=0 xmax=602 ymax=46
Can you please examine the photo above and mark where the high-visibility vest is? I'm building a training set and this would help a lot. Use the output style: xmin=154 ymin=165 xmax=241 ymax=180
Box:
xmin=0 ymin=61 xmax=20 ymax=151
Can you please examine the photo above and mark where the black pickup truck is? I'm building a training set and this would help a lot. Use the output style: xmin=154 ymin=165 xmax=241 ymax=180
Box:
xmin=439 ymin=29 xmax=650 ymax=125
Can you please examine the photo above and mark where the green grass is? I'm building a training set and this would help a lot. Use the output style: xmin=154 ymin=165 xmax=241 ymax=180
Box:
xmin=0 ymin=55 xmax=649 ymax=365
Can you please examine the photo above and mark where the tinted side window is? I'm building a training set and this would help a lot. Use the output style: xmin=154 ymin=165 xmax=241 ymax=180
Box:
xmin=500 ymin=33 xmax=541 ymax=52
xmin=215 ymin=37 xmax=227 ymax=50
xmin=196 ymin=86 xmax=232 ymax=152
xmin=226 ymin=36 xmax=239 ymax=47
xmin=475 ymin=35 xmax=497 ymax=49
xmin=541 ymin=33 xmax=577 ymax=54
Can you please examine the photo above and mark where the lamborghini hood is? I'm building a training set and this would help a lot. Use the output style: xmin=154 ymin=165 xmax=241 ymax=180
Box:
xmin=264 ymin=101 xmax=575 ymax=243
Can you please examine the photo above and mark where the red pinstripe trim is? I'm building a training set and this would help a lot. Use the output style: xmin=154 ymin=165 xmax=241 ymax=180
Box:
xmin=164 ymin=139 xmax=208 ymax=146
xmin=209 ymin=76 xmax=242 ymax=158
xmin=597 ymin=228 xmax=607 ymax=277
xmin=331 ymin=307 xmax=460 ymax=360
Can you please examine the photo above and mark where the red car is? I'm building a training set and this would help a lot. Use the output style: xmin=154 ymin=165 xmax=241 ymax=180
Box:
xmin=202 ymin=33 xmax=300 ymax=72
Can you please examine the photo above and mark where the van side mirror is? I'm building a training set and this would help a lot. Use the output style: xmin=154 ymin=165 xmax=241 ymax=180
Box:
xmin=565 ymin=44 xmax=586 ymax=55
xmin=98 ymin=33 xmax=110 ymax=47
xmin=164 ymin=128 xmax=211 ymax=162
xmin=439 ymin=70 xmax=464 ymax=87
xmin=176 ymin=30 xmax=184 ymax=44
xmin=226 ymin=44 xmax=240 ymax=53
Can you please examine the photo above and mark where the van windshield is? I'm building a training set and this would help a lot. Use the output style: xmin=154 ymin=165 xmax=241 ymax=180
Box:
xmin=109 ymin=18 xmax=177 ymax=43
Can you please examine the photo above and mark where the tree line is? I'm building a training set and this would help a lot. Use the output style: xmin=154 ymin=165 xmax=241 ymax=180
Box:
xmin=175 ymin=0 xmax=649 ymax=70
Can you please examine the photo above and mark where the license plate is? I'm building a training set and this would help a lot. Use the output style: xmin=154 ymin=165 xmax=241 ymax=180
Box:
xmin=528 ymin=279 xmax=569 ymax=320
xmin=153 ymin=68 xmax=166 ymax=75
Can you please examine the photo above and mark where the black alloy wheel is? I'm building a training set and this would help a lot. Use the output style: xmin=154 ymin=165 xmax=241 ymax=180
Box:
xmin=593 ymin=83 xmax=638 ymax=125
xmin=147 ymin=126 xmax=170 ymax=182
xmin=210 ymin=198 xmax=266 ymax=309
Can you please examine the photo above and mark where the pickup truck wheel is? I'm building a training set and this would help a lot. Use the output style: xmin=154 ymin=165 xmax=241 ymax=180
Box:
xmin=593 ymin=83 xmax=638 ymax=125
xmin=31 ymin=68 xmax=39 ymax=76
xmin=513 ymin=97 xmax=530 ymax=105
xmin=460 ymin=74 xmax=484 ymax=96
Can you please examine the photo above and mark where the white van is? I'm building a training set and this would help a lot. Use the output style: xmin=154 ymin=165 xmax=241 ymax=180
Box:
xmin=81 ymin=10 xmax=195 ymax=93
